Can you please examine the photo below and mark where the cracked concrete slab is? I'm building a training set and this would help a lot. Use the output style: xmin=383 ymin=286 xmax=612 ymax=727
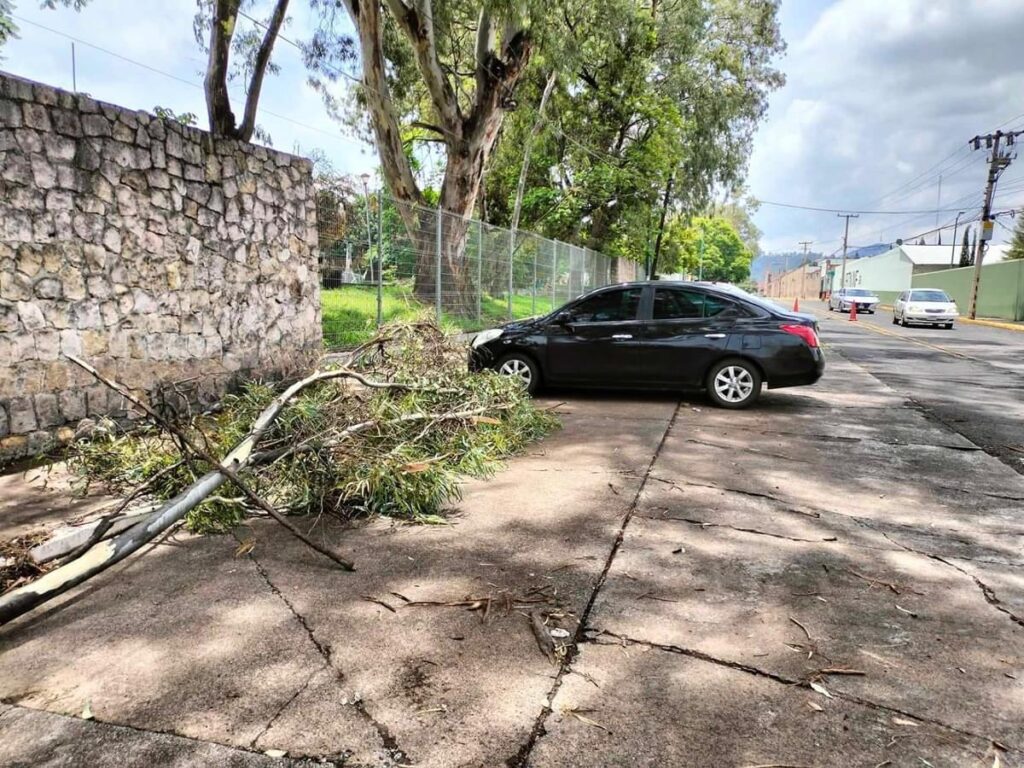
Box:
xmin=528 ymin=642 xmax=1002 ymax=768
xmin=243 ymin=416 xmax=669 ymax=768
xmin=0 ymin=703 xmax=326 ymax=767
xmin=0 ymin=532 xmax=377 ymax=759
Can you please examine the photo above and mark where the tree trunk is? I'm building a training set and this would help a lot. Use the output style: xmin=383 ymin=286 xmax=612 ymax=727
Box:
xmin=205 ymin=0 xmax=240 ymax=136
xmin=511 ymin=71 xmax=558 ymax=234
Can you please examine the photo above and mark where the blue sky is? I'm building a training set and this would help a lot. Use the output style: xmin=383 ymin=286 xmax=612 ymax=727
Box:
xmin=3 ymin=0 xmax=1024 ymax=253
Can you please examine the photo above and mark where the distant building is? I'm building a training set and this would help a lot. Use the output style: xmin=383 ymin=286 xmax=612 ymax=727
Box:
xmin=826 ymin=244 xmax=1009 ymax=303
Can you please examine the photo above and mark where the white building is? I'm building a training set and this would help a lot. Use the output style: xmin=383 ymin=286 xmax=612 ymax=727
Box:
xmin=827 ymin=243 xmax=1009 ymax=303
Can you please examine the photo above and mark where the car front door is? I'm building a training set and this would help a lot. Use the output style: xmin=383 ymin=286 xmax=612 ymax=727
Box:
xmin=637 ymin=288 xmax=743 ymax=387
xmin=544 ymin=287 xmax=645 ymax=385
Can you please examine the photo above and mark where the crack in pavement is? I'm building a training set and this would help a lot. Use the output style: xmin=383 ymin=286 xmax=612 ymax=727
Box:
xmin=240 ymin=543 xmax=411 ymax=766
xmin=505 ymin=402 xmax=682 ymax=768
xmin=646 ymin=475 xmax=1024 ymax=567
xmin=586 ymin=629 xmax=1021 ymax=755
xmin=645 ymin=475 xmax=825 ymax=518
xmin=878 ymin=531 xmax=1024 ymax=630
xmin=0 ymin=698 xmax=340 ymax=765
xmin=248 ymin=664 xmax=324 ymax=750
xmin=634 ymin=513 xmax=841 ymax=545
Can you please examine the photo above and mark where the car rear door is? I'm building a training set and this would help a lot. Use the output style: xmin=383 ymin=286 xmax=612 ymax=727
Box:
xmin=637 ymin=287 xmax=742 ymax=387
xmin=544 ymin=287 xmax=645 ymax=385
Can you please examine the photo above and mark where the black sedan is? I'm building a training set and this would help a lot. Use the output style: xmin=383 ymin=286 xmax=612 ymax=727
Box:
xmin=469 ymin=281 xmax=824 ymax=408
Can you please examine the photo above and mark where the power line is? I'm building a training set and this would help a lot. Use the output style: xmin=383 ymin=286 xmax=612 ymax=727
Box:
xmin=757 ymin=199 xmax=979 ymax=215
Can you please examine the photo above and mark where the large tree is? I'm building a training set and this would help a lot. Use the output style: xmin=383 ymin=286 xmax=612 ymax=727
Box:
xmin=1007 ymin=215 xmax=1024 ymax=260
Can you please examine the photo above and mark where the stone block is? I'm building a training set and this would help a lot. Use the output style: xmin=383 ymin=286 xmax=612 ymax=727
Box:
xmin=30 ymin=156 xmax=57 ymax=189
xmin=34 ymin=393 xmax=61 ymax=428
xmin=16 ymin=301 xmax=45 ymax=330
xmin=58 ymin=388 xmax=87 ymax=421
xmin=81 ymin=114 xmax=112 ymax=137
xmin=0 ymin=97 xmax=22 ymax=127
xmin=21 ymin=102 xmax=50 ymax=130
xmin=50 ymin=108 xmax=81 ymax=136
xmin=59 ymin=329 xmax=83 ymax=358
xmin=33 ymin=277 xmax=62 ymax=300
xmin=15 ymin=128 xmax=42 ymax=153
xmin=7 ymin=396 xmax=37 ymax=434
xmin=0 ymin=403 xmax=7 ymax=437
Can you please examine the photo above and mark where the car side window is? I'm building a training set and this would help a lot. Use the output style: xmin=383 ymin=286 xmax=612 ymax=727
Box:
xmin=567 ymin=288 xmax=643 ymax=323
xmin=652 ymin=289 xmax=702 ymax=320
xmin=653 ymin=289 xmax=746 ymax=320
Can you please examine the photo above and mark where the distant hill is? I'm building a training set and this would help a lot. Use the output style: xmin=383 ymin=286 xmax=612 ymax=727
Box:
xmin=752 ymin=242 xmax=893 ymax=282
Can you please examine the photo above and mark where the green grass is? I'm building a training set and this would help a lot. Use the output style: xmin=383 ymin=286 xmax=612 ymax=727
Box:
xmin=321 ymin=284 xmax=557 ymax=348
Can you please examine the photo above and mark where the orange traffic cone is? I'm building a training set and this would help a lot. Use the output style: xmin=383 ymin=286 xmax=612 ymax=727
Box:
xmin=849 ymin=301 xmax=858 ymax=322
xmin=793 ymin=297 xmax=800 ymax=312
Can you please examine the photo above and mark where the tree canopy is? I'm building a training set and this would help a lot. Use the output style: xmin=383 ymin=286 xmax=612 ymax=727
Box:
xmin=1007 ymin=216 xmax=1024 ymax=260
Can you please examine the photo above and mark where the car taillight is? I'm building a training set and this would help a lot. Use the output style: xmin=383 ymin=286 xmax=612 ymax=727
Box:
xmin=781 ymin=324 xmax=819 ymax=348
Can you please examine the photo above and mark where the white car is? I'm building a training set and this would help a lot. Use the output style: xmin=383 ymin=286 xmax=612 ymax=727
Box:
xmin=893 ymin=289 xmax=959 ymax=329
xmin=829 ymin=288 xmax=880 ymax=314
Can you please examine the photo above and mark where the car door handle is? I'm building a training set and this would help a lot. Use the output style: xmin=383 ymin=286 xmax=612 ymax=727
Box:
xmin=611 ymin=334 xmax=633 ymax=339
xmin=704 ymin=333 xmax=726 ymax=339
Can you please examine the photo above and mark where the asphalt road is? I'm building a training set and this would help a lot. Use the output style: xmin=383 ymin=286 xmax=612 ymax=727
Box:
xmin=806 ymin=300 xmax=1024 ymax=475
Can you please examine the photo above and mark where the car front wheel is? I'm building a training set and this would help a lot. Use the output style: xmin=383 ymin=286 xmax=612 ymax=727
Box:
xmin=496 ymin=353 xmax=540 ymax=395
xmin=706 ymin=358 xmax=762 ymax=409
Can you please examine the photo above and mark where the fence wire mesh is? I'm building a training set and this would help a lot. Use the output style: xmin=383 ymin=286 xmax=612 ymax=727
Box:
xmin=317 ymin=191 xmax=639 ymax=348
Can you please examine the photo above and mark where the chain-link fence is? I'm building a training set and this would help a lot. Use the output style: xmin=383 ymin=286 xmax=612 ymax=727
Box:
xmin=317 ymin=190 xmax=639 ymax=348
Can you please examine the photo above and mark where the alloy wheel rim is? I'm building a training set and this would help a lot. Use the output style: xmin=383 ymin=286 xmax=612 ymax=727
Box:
xmin=714 ymin=366 xmax=754 ymax=403
xmin=499 ymin=358 xmax=532 ymax=386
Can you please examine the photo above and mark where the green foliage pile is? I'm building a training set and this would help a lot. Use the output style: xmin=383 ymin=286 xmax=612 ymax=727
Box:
xmin=69 ymin=322 xmax=558 ymax=531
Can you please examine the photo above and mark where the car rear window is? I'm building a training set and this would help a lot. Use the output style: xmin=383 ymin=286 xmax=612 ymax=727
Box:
xmin=910 ymin=290 xmax=951 ymax=302
xmin=653 ymin=288 xmax=749 ymax=320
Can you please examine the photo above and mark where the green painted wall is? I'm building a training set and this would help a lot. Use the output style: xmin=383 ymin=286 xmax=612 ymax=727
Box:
xmin=911 ymin=260 xmax=1024 ymax=320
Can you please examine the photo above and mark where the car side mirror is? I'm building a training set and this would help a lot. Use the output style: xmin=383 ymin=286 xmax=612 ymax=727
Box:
xmin=552 ymin=310 xmax=573 ymax=326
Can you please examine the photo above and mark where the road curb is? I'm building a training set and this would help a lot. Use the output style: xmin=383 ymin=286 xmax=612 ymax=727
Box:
xmin=872 ymin=304 xmax=1021 ymax=333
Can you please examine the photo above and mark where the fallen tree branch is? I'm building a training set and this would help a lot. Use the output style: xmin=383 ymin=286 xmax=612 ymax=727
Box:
xmin=0 ymin=362 xmax=375 ymax=625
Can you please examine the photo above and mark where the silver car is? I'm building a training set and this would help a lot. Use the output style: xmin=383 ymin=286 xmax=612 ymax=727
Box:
xmin=829 ymin=288 xmax=880 ymax=314
xmin=893 ymin=289 xmax=959 ymax=329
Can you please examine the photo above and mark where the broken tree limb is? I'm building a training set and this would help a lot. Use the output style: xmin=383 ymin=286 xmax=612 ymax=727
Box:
xmin=0 ymin=361 xmax=376 ymax=625
xmin=64 ymin=356 xmax=358 ymax=572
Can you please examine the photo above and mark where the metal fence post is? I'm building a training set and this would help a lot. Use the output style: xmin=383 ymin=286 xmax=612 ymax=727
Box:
xmin=376 ymin=189 xmax=383 ymax=327
xmin=477 ymin=219 xmax=483 ymax=324
xmin=508 ymin=228 xmax=515 ymax=320
xmin=551 ymin=241 xmax=557 ymax=309
xmin=532 ymin=239 xmax=537 ymax=315
xmin=435 ymin=206 xmax=442 ymax=323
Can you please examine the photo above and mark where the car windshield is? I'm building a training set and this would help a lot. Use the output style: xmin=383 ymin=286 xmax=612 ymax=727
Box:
xmin=910 ymin=290 xmax=951 ymax=302
xmin=844 ymin=289 xmax=874 ymax=297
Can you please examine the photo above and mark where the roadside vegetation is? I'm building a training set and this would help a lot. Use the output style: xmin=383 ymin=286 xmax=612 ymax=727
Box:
xmin=322 ymin=284 xmax=555 ymax=347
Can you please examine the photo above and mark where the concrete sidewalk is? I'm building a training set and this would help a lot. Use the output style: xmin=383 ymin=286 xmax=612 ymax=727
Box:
xmin=2 ymin=355 xmax=1023 ymax=767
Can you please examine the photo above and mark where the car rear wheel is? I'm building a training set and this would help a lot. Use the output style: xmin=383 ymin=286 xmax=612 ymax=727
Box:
xmin=706 ymin=358 xmax=762 ymax=409
xmin=496 ymin=353 xmax=540 ymax=395
xmin=891 ymin=313 xmax=898 ymax=325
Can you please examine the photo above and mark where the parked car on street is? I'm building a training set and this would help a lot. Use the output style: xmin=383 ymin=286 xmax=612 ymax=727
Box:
xmin=469 ymin=281 xmax=824 ymax=408
xmin=828 ymin=288 xmax=881 ymax=313
xmin=893 ymin=289 xmax=959 ymax=328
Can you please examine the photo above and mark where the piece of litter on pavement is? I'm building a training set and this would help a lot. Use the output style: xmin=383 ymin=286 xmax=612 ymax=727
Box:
xmin=549 ymin=627 xmax=571 ymax=639
xmin=892 ymin=717 xmax=920 ymax=727
xmin=672 ymin=547 xmax=685 ymax=554
xmin=264 ymin=749 xmax=287 ymax=758
xmin=810 ymin=681 xmax=832 ymax=698
xmin=81 ymin=701 xmax=93 ymax=720
xmin=807 ymin=700 xmax=824 ymax=712
xmin=895 ymin=604 xmax=918 ymax=618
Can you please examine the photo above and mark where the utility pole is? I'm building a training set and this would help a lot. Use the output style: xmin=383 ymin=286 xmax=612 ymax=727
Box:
xmin=949 ymin=211 xmax=964 ymax=267
xmin=837 ymin=213 xmax=859 ymax=290
xmin=799 ymin=240 xmax=812 ymax=256
xmin=967 ymin=129 xmax=1022 ymax=318
xmin=934 ymin=174 xmax=942 ymax=244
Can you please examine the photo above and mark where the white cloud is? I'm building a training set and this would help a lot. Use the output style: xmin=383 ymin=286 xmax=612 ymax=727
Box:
xmin=749 ymin=0 xmax=1024 ymax=253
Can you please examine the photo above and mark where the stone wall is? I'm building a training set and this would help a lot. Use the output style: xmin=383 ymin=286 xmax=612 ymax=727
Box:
xmin=0 ymin=72 xmax=322 ymax=463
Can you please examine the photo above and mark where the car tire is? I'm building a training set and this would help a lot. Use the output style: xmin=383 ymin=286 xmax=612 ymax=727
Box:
xmin=496 ymin=353 xmax=540 ymax=395
xmin=706 ymin=358 xmax=762 ymax=410
xmin=891 ymin=313 xmax=898 ymax=325
xmin=900 ymin=315 xmax=909 ymax=327
xmin=944 ymin=323 xmax=953 ymax=330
